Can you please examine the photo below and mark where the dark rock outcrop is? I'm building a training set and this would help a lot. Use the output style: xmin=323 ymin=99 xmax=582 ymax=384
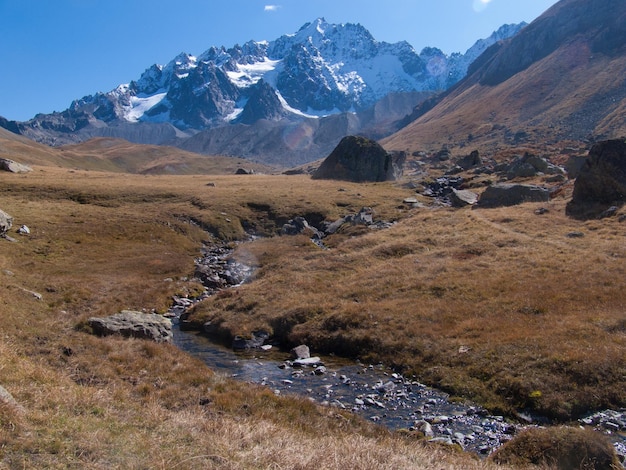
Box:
xmin=312 ymin=135 xmax=402 ymax=182
xmin=477 ymin=184 xmax=550 ymax=208
xmin=236 ymin=80 xmax=286 ymax=124
xmin=88 ymin=310 xmax=173 ymax=343
xmin=566 ymin=139 xmax=626 ymax=218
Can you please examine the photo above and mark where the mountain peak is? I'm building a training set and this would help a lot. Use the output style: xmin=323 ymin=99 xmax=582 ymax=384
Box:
xmin=13 ymin=17 xmax=526 ymax=162
xmin=298 ymin=17 xmax=329 ymax=35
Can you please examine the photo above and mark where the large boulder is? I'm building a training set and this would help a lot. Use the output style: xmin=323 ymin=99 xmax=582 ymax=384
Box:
xmin=506 ymin=153 xmax=563 ymax=180
xmin=312 ymin=136 xmax=403 ymax=182
xmin=0 ymin=158 xmax=32 ymax=173
xmin=450 ymin=188 xmax=479 ymax=207
xmin=566 ymin=139 xmax=626 ymax=218
xmin=477 ymin=184 xmax=550 ymax=208
xmin=0 ymin=209 xmax=13 ymax=235
xmin=88 ymin=310 xmax=173 ymax=343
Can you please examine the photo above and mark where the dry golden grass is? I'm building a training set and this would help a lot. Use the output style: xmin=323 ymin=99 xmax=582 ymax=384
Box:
xmin=189 ymin=192 xmax=626 ymax=420
xmin=0 ymin=166 xmax=514 ymax=469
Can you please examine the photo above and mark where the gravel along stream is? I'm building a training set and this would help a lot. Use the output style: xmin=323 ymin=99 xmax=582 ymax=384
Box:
xmin=173 ymin=324 xmax=519 ymax=456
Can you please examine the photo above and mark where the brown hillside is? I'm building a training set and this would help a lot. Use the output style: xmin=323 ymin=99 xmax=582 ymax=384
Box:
xmin=383 ymin=0 xmax=626 ymax=158
xmin=58 ymin=138 xmax=275 ymax=174
xmin=0 ymin=130 xmax=274 ymax=174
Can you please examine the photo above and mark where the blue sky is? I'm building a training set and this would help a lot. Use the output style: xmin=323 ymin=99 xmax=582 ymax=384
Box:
xmin=0 ymin=0 xmax=558 ymax=121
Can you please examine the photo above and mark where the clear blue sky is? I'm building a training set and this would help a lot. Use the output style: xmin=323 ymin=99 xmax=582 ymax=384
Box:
xmin=0 ymin=0 xmax=558 ymax=122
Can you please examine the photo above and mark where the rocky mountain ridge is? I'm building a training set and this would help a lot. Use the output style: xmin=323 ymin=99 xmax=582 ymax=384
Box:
xmin=3 ymin=19 xmax=525 ymax=165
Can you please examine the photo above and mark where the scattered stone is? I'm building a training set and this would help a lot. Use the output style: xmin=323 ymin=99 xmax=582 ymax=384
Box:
xmin=0 ymin=158 xmax=32 ymax=174
xmin=598 ymin=206 xmax=619 ymax=219
xmin=534 ymin=207 xmax=549 ymax=215
xmin=456 ymin=150 xmax=482 ymax=170
xmin=450 ymin=188 xmax=478 ymax=207
xmin=88 ymin=310 xmax=173 ymax=343
xmin=414 ymin=420 xmax=434 ymax=437
xmin=292 ymin=357 xmax=324 ymax=367
xmin=421 ymin=176 xmax=464 ymax=203
xmin=290 ymin=344 xmax=311 ymax=360
xmin=16 ymin=225 xmax=30 ymax=235
xmin=0 ymin=384 xmax=23 ymax=412
xmin=193 ymin=244 xmax=252 ymax=294
xmin=506 ymin=153 xmax=563 ymax=180
xmin=281 ymin=217 xmax=323 ymax=238
xmin=0 ymin=209 xmax=13 ymax=235
xmin=232 ymin=330 xmax=270 ymax=350
xmin=313 ymin=366 xmax=327 ymax=375
xmin=477 ymin=183 xmax=550 ymax=208
xmin=566 ymin=231 xmax=585 ymax=238
xmin=235 ymin=168 xmax=254 ymax=175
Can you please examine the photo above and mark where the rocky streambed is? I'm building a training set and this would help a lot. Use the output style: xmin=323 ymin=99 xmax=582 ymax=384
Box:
xmin=170 ymin=241 xmax=626 ymax=462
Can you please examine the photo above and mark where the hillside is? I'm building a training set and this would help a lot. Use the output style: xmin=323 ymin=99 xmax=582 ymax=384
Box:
xmin=1 ymin=149 xmax=624 ymax=467
xmin=383 ymin=0 xmax=626 ymax=159
xmin=0 ymin=129 xmax=273 ymax=175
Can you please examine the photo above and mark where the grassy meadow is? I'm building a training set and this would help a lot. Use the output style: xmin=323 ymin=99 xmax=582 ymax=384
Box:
xmin=0 ymin=160 xmax=623 ymax=468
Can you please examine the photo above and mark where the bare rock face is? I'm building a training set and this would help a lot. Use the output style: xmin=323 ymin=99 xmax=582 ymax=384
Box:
xmin=566 ymin=139 xmax=626 ymax=218
xmin=88 ymin=310 xmax=173 ymax=343
xmin=312 ymin=135 xmax=403 ymax=182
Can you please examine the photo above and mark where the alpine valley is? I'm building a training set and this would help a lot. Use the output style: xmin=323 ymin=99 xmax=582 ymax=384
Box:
xmin=2 ymin=19 xmax=524 ymax=167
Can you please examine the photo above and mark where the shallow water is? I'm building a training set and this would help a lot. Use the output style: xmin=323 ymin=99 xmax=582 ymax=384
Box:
xmin=173 ymin=323 xmax=520 ymax=456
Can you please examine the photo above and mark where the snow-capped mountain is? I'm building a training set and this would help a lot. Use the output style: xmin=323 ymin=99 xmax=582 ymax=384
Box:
xmin=11 ymin=19 xmax=526 ymax=163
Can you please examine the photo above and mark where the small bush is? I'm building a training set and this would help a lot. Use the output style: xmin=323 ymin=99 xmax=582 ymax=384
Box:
xmin=490 ymin=426 xmax=620 ymax=469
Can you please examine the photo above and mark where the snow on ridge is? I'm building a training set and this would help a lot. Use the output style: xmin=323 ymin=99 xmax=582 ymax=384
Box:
xmin=275 ymin=91 xmax=320 ymax=118
xmin=227 ymin=58 xmax=281 ymax=88
xmin=124 ymin=92 xmax=167 ymax=122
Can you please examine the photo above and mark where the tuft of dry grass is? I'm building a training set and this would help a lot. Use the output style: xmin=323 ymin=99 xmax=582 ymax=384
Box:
xmin=490 ymin=426 xmax=621 ymax=469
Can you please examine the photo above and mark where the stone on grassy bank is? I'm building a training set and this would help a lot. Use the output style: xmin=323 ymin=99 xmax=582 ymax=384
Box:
xmin=477 ymin=183 xmax=549 ymax=208
xmin=88 ymin=310 xmax=173 ymax=343
xmin=0 ymin=158 xmax=32 ymax=174
xmin=0 ymin=209 xmax=13 ymax=235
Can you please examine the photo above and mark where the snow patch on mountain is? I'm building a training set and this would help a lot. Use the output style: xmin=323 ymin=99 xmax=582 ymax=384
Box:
xmin=226 ymin=58 xmax=281 ymax=87
xmin=125 ymin=92 xmax=167 ymax=122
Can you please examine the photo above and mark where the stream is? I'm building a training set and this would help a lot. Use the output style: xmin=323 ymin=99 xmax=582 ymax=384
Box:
xmin=170 ymin=241 xmax=626 ymax=462
xmin=173 ymin=323 xmax=518 ymax=455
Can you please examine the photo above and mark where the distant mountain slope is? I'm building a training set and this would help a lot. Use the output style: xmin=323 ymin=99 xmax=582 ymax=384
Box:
xmin=5 ymin=19 xmax=525 ymax=166
xmin=382 ymin=0 xmax=626 ymax=156
xmin=0 ymin=130 xmax=272 ymax=174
